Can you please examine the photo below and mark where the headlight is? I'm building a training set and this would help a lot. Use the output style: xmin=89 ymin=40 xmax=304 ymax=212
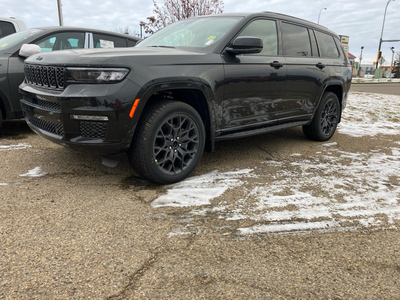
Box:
xmin=67 ymin=67 xmax=129 ymax=83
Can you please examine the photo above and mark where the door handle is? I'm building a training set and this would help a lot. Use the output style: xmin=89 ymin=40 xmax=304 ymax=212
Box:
xmin=270 ymin=61 xmax=284 ymax=69
xmin=316 ymin=62 xmax=326 ymax=69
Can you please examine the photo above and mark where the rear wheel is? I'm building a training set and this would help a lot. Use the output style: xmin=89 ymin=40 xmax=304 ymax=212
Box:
xmin=303 ymin=92 xmax=340 ymax=141
xmin=129 ymin=101 xmax=205 ymax=184
xmin=0 ymin=108 xmax=3 ymax=129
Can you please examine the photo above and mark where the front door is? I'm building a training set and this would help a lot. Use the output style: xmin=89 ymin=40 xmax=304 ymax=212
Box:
xmin=221 ymin=19 xmax=286 ymax=132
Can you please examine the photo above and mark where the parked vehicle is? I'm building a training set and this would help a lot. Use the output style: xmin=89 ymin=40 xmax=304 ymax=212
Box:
xmin=0 ymin=27 xmax=141 ymax=128
xmin=0 ymin=17 xmax=27 ymax=38
xmin=20 ymin=12 xmax=352 ymax=184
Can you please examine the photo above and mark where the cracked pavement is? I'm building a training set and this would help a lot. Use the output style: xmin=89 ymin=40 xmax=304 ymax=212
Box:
xmin=1 ymin=89 xmax=400 ymax=299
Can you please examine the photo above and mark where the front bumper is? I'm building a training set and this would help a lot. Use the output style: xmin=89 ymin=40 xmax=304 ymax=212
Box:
xmin=19 ymin=81 xmax=140 ymax=155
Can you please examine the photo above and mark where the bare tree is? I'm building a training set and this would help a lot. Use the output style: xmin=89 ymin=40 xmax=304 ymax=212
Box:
xmin=114 ymin=26 xmax=141 ymax=37
xmin=141 ymin=0 xmax=224 ymax=35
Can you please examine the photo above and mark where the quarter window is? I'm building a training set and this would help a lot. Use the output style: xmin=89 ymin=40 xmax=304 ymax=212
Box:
xmin=237 ymin=19 xmax=278 ymax=56
xmin=281 ymin=22 xmax=311 ymax=57
xmin=93 ymin=34 xmax=127 ymax=48
xmin=315 ymin=31 xmax=339 ymax=58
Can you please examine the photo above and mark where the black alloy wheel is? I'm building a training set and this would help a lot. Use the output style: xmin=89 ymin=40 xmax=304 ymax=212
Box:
xmin=153 ymin=113 xmax=200 ymax=176
xmin=130 ymin=101 xmax=205 ymax=184
xmin=303 ymin=92 xmax=340 ymax=141
xmin=320 ymin=97 xmax=338 ymax=136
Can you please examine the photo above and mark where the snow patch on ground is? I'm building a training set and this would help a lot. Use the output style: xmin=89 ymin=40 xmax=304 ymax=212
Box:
xmin=152 ymin=169 xmax=253 ymax=208
xmin=154 ymin=92 xmax=400 ymax=236
xmin=0 ymin=143 xmax=32 ymax=150
xmin=19 ymin=167 xmax=47 ymax=178
xmin=339 ymin=93 xmax=400 ymax=137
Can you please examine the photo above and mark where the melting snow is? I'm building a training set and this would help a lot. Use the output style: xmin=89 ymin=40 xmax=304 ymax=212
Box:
xmin=152 ymin=92 xmax=400 ymax=236
xmin=0 ymin=143 xmax=32 ymax=150
xmin=152 ymin=169 xmax=253 ymax=208
xmin=19 ymin=167 xmax=47 ymax=178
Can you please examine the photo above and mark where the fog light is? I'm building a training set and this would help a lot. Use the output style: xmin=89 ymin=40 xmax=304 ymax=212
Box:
xmin=70 ymin=115 xmax=109 ymax=121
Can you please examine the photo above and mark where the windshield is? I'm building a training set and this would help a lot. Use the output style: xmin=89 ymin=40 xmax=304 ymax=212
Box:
xmin=137 ymin=16 xmax=241 ymax=49
xmin=0 ymin=29 xmax=43 ymax=51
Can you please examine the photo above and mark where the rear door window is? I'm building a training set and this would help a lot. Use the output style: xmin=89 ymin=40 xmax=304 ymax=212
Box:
xmin=281 ymin=22 xmax=311 ymax=57
xmin=93 ymin=33 xmax=127 ymax=48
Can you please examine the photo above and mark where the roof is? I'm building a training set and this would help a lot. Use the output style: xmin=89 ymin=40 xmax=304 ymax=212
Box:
xmin=195 ymin=12 xmax=338 ymax=37
xmin=347 ymin=53 xmax=356 ymax=59
xmin=30 ymin=26 xmax=141 ymax=41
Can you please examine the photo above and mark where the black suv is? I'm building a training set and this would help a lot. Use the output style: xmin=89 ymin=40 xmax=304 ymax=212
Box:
xmin=19 ymin=12 xmax=351 ymax=184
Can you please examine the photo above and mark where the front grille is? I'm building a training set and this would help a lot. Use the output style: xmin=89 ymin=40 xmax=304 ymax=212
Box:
xmin=26 ymin=115 xmax=64 ymax=136
xmin=80 ymin=121 xmax=108 ymax=139
xmin=24 ymin=64 xmax=65 ymax=90
xmin=22 ymin=97 xmax=61 ymax=111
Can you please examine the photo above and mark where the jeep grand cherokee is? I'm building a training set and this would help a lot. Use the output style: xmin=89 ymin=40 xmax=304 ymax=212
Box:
xmin=19 ymin=12 xmax=352 ymax=184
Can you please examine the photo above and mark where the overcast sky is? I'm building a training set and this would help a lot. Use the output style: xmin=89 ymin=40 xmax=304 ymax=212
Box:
xmin=1 ymin=0 xmax=399 ymax=65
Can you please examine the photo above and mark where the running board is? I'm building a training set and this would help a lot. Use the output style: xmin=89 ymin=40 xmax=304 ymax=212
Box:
xmin=215 ymin=121 xmax=307 ymax=141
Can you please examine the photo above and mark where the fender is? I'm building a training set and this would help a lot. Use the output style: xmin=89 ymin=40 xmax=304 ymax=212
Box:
xmin=128 ymin=77 xmax=219 ymax=151
xmin=310 ymin=78 xmax=344 ymax=124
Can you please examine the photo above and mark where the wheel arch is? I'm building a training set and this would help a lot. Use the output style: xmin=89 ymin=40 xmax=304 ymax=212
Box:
xmin=321 ymin=83 xmax=343 ymax=122
xmin=0 ymin=90 xmax=11 ymax=121
xmin=132 ymin=81 xmax=216 ymax=153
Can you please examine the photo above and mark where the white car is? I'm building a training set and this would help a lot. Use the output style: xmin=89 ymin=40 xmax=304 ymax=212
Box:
xmin=0 ymin=17 xmax=26 ymax=38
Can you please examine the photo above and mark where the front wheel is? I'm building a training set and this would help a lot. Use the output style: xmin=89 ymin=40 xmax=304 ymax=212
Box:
xmin=303 ymin=92 xmax=340 ymax=141
xmin=129 ymin=101 xmax=205 ymax=184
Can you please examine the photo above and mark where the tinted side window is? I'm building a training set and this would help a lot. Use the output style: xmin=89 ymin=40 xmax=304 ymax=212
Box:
xmin=281 ymin=22 xmax=311 ymax=57
xmin=315 ymin=31 xmax=339 ymax=58
xmin=35 ymin=32 xmax=85 ymax=52
xmin=237 ymin=19 xmax=278 ymax=56
xmin=0 ymin=21 xmax=16 ymax=38
xmin=93 ymin=34 xmax=127 ymax=48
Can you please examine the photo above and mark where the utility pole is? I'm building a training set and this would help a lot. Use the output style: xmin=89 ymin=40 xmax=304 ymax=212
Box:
xmin=57 ymin=0 xmax=64 ymax=26
xmin=358 ymin=46 xmax=364 ymax=77
xmin=376 ymin=0 xmax=394 ymax=69
xmin=389 ymin=47 xmax=395 ymax=78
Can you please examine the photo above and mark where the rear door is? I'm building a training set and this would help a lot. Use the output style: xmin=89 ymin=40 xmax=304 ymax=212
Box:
xmin=281 ymin=22 xmax=329 ymax=120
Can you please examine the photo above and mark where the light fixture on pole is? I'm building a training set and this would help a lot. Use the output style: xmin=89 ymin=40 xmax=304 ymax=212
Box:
xmin=358 ymin=46 xmax=364 ymax=77
xmin=376 ymin=0 xmax=395 ymax=69
xmin=318 ymin=8 xmax=327 ymax=24
xmin=389 ymin=47 xmax=395 ymax=78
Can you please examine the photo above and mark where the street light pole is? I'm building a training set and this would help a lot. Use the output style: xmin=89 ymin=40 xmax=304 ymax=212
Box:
xmin=376 ymin=0 xmax=394 ymax=69
xmin=389 ymin=47 xmax=395 ymax=78
xmin=358 ymin=46 xmax=364 ymax=77
xmin=318 ymin=8 xmax=327 ymax=24
xmin=57 ymin=0 xmax=64 ymax=26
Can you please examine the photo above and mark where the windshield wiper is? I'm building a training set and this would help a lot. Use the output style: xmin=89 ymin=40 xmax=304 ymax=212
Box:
xmin=149 ymin=45 xmax=175 ymax=49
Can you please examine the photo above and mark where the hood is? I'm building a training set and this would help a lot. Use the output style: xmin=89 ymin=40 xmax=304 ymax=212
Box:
xmin=24 ymin=47 xmax=211 ymax=67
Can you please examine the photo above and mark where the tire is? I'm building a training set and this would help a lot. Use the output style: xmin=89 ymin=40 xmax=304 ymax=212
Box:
xmin=0 ymin=108 xmax=3 ymax=129
xmin=129 ymin=101 xmax=205 ymax=184
xmin=303 ymin=92 xmax=340 ymax=141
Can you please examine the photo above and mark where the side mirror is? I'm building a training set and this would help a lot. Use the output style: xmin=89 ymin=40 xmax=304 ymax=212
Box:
xmin=225 ymin=36 xmax=263 ymax=55
xmin=19 ymin=44 xmax=41 ymax=58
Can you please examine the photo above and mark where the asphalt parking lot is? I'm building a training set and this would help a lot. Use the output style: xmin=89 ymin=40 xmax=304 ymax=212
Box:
xmin=1 ymin=89 xmax=399 ymax=299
